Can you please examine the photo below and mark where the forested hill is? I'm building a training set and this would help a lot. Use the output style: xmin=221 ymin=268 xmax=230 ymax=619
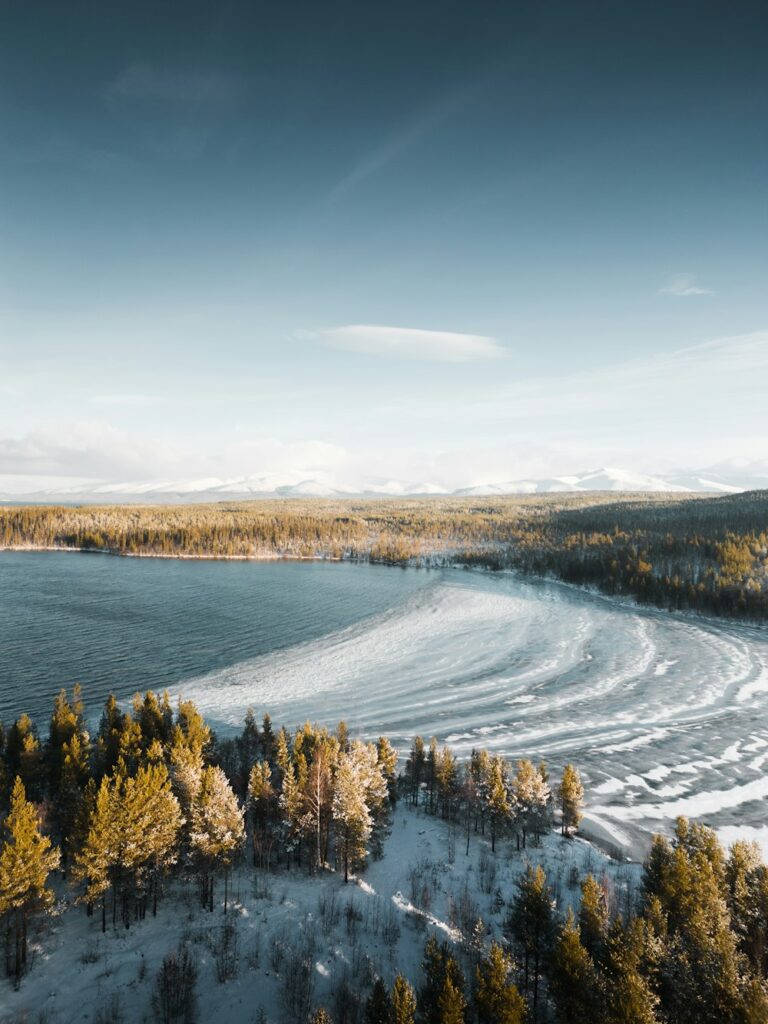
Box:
xmin=1 ymin=490 xmax=767 ymax=619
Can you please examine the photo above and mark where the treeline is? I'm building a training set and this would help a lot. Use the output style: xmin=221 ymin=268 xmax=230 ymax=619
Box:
xmin=2 ymin=490 xmax=767 ymax=618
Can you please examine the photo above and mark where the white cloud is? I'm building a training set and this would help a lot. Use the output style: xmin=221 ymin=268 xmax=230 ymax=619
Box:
xmin=658 ymin=273 xmax=714 ymax=297
xmin=0 ymin=423 xmax=351 ymax=492
xmin=88 ymin=394 xmax=162 ymax=407
xmin=315 ymin=324 xmax=505 ymax=361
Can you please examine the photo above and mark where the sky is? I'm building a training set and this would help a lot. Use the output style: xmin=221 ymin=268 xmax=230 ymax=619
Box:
xmin=1 ymin=0 xmax=767 ymax=493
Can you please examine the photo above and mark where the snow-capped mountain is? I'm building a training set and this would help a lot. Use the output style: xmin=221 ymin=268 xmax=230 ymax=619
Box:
xmin=1 ymin=464 xmax=766 ymax=503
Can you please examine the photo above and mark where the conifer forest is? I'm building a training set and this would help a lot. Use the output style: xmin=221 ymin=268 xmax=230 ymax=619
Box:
xmin=1 ymin=685 xmax=768 ymax=1022
xmin=2 ymin=489 xmax=768 ymax=620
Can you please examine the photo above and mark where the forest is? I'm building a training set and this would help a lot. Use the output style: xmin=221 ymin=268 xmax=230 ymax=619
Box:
xmin=2 ymin=490 xmax=767 ymax=620
xmin=2 ymin=687 xmax=768 ymax=1023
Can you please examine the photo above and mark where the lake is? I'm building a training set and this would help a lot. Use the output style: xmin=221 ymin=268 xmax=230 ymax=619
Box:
xmin=2 ymin=550 xmax=768 ymax=856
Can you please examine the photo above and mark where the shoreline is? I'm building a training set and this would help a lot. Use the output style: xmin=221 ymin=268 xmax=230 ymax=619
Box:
xmin=2 ymin=544 xmax=766 ymax=631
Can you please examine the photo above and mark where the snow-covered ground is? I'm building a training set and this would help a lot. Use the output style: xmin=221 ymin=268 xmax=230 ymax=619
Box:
xmin=0 ymin=805 xmax=637 ymax=1024
xmin=170 ymin=572 xmax=768 ymax=861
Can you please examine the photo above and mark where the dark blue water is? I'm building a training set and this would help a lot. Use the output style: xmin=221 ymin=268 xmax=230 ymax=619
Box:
xmin=0 ymin=552 xmax=430 ymax=726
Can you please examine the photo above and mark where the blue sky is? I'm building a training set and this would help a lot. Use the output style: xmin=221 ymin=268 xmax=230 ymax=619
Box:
xmin=1 ymin=1 xmax=766 ymax=491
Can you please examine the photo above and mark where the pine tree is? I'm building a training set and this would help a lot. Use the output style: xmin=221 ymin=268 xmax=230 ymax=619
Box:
xmin=435 ymin=746 xmax=459 ymax=820
xmin=426 ymin=737 xmax=439 ymax=813
xmin=305 ymin=744 xmax=333 ymax=871
xmin=174 ymin=699 xmax=211 ymax=758
xmin=602 ymin=919 xmax=658 ymax=1024
xmin=377 ymin=735 xmax=398 ymax=801
xmin=486 ymin=756 xmax=511 ymax=853
xmin=189 ymin=765 xmax=244 ymax=912
xmin=72 ymin=773 xmax=115 ymax=930
xmin=436 ymin=974 xmax=466 ymax=1024
xmin=48 ymin=684 xmax=87 ymax=795
xmin=475 ymin=942 xmax=526 ymax=1024
xmin=390 ymin=974 xmax=417 ymax=1024
xmin=512 ymin=759 xmax=550 ymax=849
xmin=311 ymin=1010 xmax=333 ymax=1024
xmin=418 ymin=936 xmax=466 ymax=1024
xmin=333 ymin=750 xmax=372 ymax=882
xmin=248 ymin=760 xmax=278 ymax=870
xmin=0 ymin=777 xmax=60 ymax=982
xmin=279 ymin=760 xmax=306 ymax=866
xmin=5 ymin=715 xmax=44 ymax=801
xmin=507 ymin=864 xmax=554 ymax=1019
xmin=124 ymin=762 xmax=182 ymax=916
xmin=579 ymin=874 xmax=609 ymax=960
xmin=405 ymin=736 xmax=426 ymax=806
xmin=365 ymin=976 xmax=392 ymax=1023
xmin=548 ymin=909 xmax=600 ymax=1023
xmin=558 ymin=764 xmax=584 ymax=836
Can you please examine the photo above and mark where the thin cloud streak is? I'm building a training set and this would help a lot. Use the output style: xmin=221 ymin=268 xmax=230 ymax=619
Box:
xmin=326 ymin=74 xmax=497 ymax=204
xmin=314 ymin=324 xmax=505 ymax=361
xmin=658 ymin=273 xmax=714 ymax=297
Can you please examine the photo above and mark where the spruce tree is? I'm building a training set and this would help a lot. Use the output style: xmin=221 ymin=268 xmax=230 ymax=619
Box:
xmin=0 ymin=777 xmax=60 ymax=982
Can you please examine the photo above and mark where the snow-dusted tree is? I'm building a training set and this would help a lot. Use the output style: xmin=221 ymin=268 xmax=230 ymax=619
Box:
xmin=558 ymin=764 xmax=584 ymax=836
xmin=0 ymin=777 xmax=60 ymax=982
xmin=332 ymin=751 xmax=372 ymax=883
xmin=475 ymin=942 xmax=526 ymax=1024
xmin=170 ymin=741 xmax=203 ymax=831
xmin=189 ymin=765 xmax=244 ymax=912
xmin=332 ymin=742 xmax=386 ymax=881
xmin=305 ymin=744 xmax=333 ymax=871
xmin=512 ymin=759 xmax=551 ymax=849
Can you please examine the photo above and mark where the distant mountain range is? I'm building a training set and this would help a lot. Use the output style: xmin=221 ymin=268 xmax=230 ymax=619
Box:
xmin=2 ymin=463 xmax=767 ymax=503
